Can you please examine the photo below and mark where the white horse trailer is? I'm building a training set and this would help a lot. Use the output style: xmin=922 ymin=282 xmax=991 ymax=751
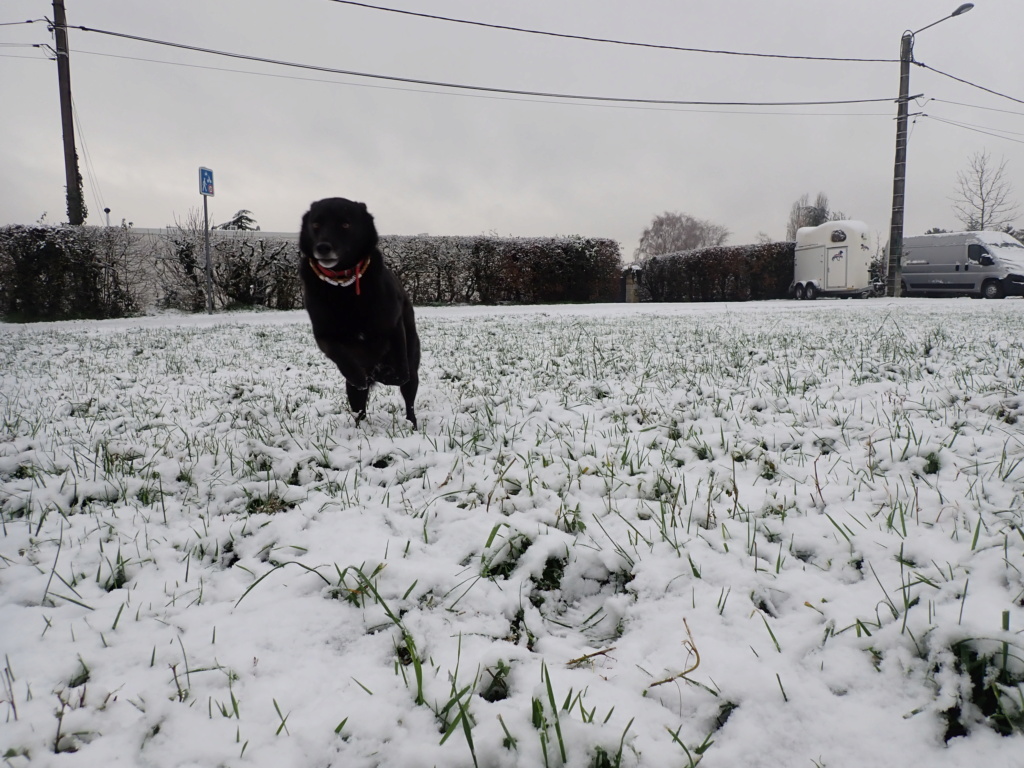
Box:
xmin=791 ymin=220 xmax=873 ymax=300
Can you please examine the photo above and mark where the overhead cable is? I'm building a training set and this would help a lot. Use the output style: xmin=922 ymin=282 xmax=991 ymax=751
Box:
xmin=926 ymin=116 xmax=1024 ymax=136
xmin=931 ymin=98 xmax=1024 ymax=118
xmin=70 ymin=47 xmax=891 ymax=116
xmin=71 ymin=94 xmax=107 ymax=215
xmin=923 ymin=115 xmax=1024 ymax=145
xmin=62 ymin=24 xmax=899 ymax=107
xmin=915 ymin=62 xmax=1024 ymax=106
xmin=325 ymin=1 xmax=898 ymax=63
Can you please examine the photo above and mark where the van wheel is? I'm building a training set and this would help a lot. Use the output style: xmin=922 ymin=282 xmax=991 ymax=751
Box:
xmin=900 ymin=281 xmax=908 ymax=297
xmin=793 ymin=284 xmax=805 ymax=300
xmin=982 ymin=280 xmax=1004 ymax=299
xmin=804 ymin=283 xmax=818 ymax=300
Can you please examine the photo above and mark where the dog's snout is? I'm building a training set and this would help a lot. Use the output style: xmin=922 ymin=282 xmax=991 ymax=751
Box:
xmin=314 ymin=242 xmax=332 ymax=257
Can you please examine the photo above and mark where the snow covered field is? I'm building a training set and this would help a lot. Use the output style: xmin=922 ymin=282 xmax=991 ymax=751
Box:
xmin=2 ymin=299 xmax=1024 ymax=767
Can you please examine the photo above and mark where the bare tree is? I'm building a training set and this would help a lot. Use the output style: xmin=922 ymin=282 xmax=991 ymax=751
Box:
xmin=785 ymin=192 xmax=846 ymax=240
xmin=157 ymin=208 xmax=213 ymax=311
xmin=95 ymin=222 xmax=152 ymax=312
xmin=635 ymin=212 xmax=729 ymax=259
xmin=951 ymin=150 xmax=1020 ymax=231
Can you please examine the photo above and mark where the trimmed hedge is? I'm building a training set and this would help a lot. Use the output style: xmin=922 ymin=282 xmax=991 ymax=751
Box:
xmin=1 ymin=226 xmax=622 ymax=320
xmin=636 ymin=241 xmax=795 ymax=302
xmin=0 ymin=225 xmax=140 ymax=321
xmin=381 ymin=235 xmax=622 ymax=305
xmin=158 ymin=232 xmax=621 ymax=309
xmin=154 ymin=230 xmax=302 ymax=312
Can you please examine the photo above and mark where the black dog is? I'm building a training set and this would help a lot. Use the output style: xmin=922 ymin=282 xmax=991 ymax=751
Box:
xmin=299 ymin=197 xmax=420 ymax=427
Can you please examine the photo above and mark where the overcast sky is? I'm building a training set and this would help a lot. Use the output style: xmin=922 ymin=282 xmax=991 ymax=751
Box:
xmin=2 ymin=0 xmax=1022 ymax=259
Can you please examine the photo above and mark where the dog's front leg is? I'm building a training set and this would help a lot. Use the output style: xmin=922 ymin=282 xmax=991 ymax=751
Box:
xmin=316 ymin=338 xmax=369 ymax=389
xmin=346 ymin=382 xmax=370 ymax=424
xmin=316 ymin=338 xmax=371 ymax=422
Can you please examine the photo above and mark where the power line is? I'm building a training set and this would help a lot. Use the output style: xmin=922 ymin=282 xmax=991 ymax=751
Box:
xmin=325 ymin=1 xmax=898 ymax=64
xmin=70 ymin=47 xmax=892 ymax=117
xmin=71 ymin=94 xmax=106 ymax=216
xmin=923 ymin=115 xmax=1024 ymax=145
xmin=931 ymin=98 xmax=1024 ymax=118
xmin=927 ymin=116 xmax=1024 ymax=137
xmin=915 ymin=61 xmax=1024 ymax=106
xmin=62 ymin=23 xmax=900 ymax=108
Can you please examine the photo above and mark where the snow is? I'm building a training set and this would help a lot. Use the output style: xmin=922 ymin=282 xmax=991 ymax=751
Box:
xmin=974 ymin=231 xmax=1024 ymax=250
xmin=794 ymin=219 xmax=870 ymax=250
xmin=976 ymin=232 xmax=1024 ymax=274
xmin=2 ymin=298 xmax=1024 ymax=767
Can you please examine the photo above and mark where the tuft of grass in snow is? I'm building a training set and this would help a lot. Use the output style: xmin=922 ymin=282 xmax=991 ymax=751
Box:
xmin=4 ymin=303 xmax=1024 ymax=766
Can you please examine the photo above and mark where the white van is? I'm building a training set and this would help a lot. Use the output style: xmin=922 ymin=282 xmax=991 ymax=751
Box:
xmin=791 ymin=220 xmax=873 ymax=299
xmin=900 ymin=231 xmax=1024 ymax=298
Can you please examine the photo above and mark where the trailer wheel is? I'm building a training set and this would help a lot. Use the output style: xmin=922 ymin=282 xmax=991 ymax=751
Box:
xmin=793 ymin=284 xmax=805 ymax=300
xmin=982 ymin=280 xmax=1004 ymax=299
xmin=804 ymin=283 xmax=818 ymax=300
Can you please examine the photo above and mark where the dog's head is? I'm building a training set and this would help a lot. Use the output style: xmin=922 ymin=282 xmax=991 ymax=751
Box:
xmin=300 ymin=197 xmax=379 ymax=270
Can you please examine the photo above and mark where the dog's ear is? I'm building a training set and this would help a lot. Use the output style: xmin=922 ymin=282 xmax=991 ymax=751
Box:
xmin=357 ymin=202 xmax=368 ymax=212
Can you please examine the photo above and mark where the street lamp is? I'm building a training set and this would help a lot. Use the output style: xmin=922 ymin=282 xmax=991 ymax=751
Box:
xmin=886 ymin=3 xmax=974 ymax=297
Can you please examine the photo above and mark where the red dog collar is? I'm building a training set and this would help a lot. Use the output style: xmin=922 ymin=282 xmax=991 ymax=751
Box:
xmin=308 ymin=256 xmax=370 ymax=295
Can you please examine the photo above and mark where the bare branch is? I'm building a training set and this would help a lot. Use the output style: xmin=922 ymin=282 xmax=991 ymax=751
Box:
xmin=785 ymin=191 xmax=844 ymax=240
xmin=951 ymin=150 xmax=1020 ymax=231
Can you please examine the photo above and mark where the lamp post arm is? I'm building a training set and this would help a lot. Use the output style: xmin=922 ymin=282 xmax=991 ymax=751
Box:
xmin=914 ymin=3 xmax=974 ymax=34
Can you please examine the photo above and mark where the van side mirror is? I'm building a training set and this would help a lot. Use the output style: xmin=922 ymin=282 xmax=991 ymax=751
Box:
xmin=980 ymin=255 xmax=995 ymax=267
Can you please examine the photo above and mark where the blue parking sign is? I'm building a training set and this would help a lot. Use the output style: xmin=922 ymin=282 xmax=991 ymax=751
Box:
xmin=199 ymin=167 xmax=214 ymax=197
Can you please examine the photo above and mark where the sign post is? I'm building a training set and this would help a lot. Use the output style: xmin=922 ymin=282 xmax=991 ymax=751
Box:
xmin=199 ymin=167 xmax=215 ymax=314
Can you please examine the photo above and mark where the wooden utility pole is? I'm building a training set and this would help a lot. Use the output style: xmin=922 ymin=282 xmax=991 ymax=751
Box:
xmin=52 ymin=0 xmax=85 ymax=225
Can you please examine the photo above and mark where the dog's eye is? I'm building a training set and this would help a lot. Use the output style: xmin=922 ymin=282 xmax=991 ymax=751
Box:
xmin=310 ymin=222 xmax=320 ymax=232
xmin=341 ymin=222 xmax=350 ymax=229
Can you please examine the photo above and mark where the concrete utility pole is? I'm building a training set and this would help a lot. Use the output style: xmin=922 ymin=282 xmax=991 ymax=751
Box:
xmin=885 ymin=32 xmax=912 ymax=298
xmin=52 ymin=0 xmax=85 ymax=225
xmin=885 ymin=3 xmax=974 ymax=298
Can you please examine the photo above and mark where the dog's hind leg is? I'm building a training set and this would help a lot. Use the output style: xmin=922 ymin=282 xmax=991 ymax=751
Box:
xmin=346 ymin=382 xmax=370 ymax=424
xmin=400 ymin=375 xmax=418 ymax=428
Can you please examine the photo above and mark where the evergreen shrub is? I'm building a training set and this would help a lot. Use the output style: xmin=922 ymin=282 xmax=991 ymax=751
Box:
xmin=636 ymin=241 xmax=795 ymax=302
